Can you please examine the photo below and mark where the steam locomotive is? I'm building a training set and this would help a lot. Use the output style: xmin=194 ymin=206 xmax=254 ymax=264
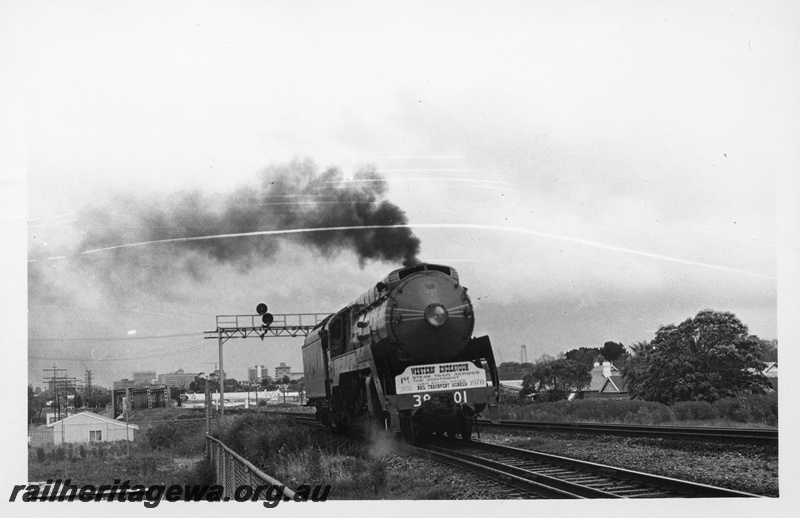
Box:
xmin=301 ymin=263 xmax=500 ymax=441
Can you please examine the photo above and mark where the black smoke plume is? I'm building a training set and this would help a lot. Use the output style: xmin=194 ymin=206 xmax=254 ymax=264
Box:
xmin=76 ymin=159 xmax=421 ymax=276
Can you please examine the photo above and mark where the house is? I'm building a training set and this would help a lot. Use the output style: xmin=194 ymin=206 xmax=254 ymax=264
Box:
xmin=598 ymin=375 xmax=629 ymax=398
xmin=762 ymin=362 xmax=778 ymax=390
xmin=582 ymin=361 xmax=625 ymax=399
xmin=499 ymin=380 xmax=525 ymax=396
xmin=48 ymin=411 xmax=139 ymax=445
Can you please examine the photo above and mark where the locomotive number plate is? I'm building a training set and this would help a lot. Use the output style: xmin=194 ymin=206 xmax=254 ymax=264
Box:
xmin=395 ymin=361 xmax=487 ymax=394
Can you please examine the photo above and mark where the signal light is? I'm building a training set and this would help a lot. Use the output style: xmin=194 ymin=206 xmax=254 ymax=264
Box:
xmin=262 ymin=313 xmax=274 ymax=327
xmin=256 ymin=303 xmax=268 ymax=315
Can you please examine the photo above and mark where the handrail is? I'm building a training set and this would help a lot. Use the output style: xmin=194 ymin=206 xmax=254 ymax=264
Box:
xmin=206 ymin=434 xmax=296 ymax=499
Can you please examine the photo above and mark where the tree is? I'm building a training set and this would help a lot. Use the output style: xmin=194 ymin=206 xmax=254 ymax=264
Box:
xmin=600 ymin=341 xmax=625 ymax=362
xmin=190 ymin=375 xmax=219 ymax=394
xmin=28 ymin=385 xmax=44 ymax=424
xmin=756 ymin=339 xmax=778 ymax=362
xmin=92 ymin=388 xmax=111 ymax=409
xmin=627 ymin=310 xmax=772 ymax=404
xmin=497 ymin=362 xmax=535 ymax=380
xmin=627 ymin=340 xmax=653 ymax=357
xmin=520 ymin=359 xmax=592 ymax=402
xmin=620 ymin=340 xmax=653 ymax=397
xmin=564 ymin=347 xmax=601 ymax=369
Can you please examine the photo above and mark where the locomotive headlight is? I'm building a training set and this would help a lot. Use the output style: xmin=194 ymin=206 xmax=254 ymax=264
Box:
xmin=424 ymin=303 xmax=449 ymax=327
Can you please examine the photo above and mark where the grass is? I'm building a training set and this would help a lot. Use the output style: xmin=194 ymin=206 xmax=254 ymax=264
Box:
xmin=28 ymin=408 xmax=210 ymax=487
xmin=213 ymin=413 xmax=465 ymax=499
xmin=499 ymin=393 xmax=778 ymax=427
xmin=29 ymin=409 xmax=450 ymax=499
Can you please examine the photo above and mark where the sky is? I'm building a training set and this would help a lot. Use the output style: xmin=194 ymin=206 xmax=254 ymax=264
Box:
xmin=3 ymin=1 xmax=799 ymax=393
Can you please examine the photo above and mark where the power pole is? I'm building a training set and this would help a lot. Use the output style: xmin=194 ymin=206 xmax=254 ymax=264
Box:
xmin=125 ymin=388 xmax=131 ymax=457
xmin=43 ymin=364 xmax=67 ymax=421
xmin=62 ymin=377 xmax=78 ymax=418
xmin=85 ymin=370 xmax=92 ymax=409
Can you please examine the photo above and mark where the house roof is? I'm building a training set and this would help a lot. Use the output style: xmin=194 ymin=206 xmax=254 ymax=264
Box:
xmin=600 ymin=375 xmax=628 ymax=393
xmin=586 ymin=363 xmax=619 ymax=391
xmin=499 ymin=380 xmax=524 ymax=392
xmin=49 ymin=411 xmax=139 ymax=430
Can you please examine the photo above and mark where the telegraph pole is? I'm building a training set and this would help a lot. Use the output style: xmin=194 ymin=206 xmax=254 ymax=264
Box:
xmin=43 ymin=365 xmax=67 ymax=421
xmin=85 ymin=370 xmax=92 ymax=409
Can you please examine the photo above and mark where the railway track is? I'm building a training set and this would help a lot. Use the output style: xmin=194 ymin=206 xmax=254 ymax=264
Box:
xmin=285 ymin=412 xmax=767 ymax=498
xmin=476 ymin=419 xmax=778 ymax=445
xmin=409 ymin=440 xmax=764 ymax=499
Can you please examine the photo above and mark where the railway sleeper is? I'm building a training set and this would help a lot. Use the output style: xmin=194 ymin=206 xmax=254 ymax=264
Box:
xmin=612 ymin=488 xmax=662 ymax=495
xmin=560 ymin=476 xmax=608 ymax=483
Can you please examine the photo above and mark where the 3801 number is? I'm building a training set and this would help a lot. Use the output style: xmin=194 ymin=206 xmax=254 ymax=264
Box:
xmin=412 ymin=391 xmax=468 ymax=407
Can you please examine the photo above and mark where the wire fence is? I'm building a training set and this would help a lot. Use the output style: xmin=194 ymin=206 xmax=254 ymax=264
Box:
xmin=206 ymin=435 xmax=295 ymax=500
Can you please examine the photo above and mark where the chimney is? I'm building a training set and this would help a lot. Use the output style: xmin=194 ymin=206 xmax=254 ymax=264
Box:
xmin=602 ymin=361 xmax=612 ymax=378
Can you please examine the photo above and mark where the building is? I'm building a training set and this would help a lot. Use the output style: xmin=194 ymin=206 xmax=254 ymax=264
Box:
xmin=113 ymin=378 xmax=136 ymax=390
xmin=598 ymin=375 xmax=629 ymax=398
xmin=158 ymin=368 xmax=198 ymax=388
xmin=248 ymin=365 xmax=266 ymax=383
xmin=275 ymin=362 xmax=291 ymax=380
xmin=110 ymin=386 xmax=171 ymax=418
xmin=36 ymin=412 xmax=139 ymax=446
xmin=133 ymin=371 xmax=157 ymax=386
xmin=498 ymin=380 xmax=524 ymax=396
xmin=764 ymin=362 xmax=778 ymax=391
xmin=582 ymin=361 xmax=623 ymax=399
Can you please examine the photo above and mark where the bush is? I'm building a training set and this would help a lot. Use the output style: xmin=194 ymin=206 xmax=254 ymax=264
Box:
xmin=672 ymin=400 xmax=715 ymax=421
xmin=215 ymin=414 xmax=398 ymax=499
xmin=501 ymin=398 xmax=672 ymax=424
xmin=184 ymin=457 xmax=216 ymax=486
xmin=217 ymin=414 xmax=313 ymax=468
xmin=711 ymin=394 xmax=777 ymax=424
xmin=147 ymin=419 xmax=206 ymax=454
xmin=498 ymin=392 xmax=777 ymax=426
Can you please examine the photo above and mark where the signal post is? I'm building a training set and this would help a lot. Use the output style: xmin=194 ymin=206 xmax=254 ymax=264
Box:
xmin=204 ymin=306 xmax=328 ymax=418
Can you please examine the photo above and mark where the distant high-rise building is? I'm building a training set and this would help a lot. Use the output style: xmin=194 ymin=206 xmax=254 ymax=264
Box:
xmin=520 ymin=344 xmax=528 ymax=364
xmin=113 ymin=378 xmax=136 ymax=390
xmin=133 ymin=371 xmax=157 ymax=386
xmin=158 ymin=368 xmax=198 ymax=388
xmin=275 ymin=362 xmax=291 ymax=380
xmin=248 ymin=365 xmax=266 ymax=383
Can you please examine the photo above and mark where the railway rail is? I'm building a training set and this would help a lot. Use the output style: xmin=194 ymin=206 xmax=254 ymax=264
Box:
xmin=476 ymin=419 xmax=778 ymax=445
xmin=408 ymin=440 xmax=764 ymax=499
xmin=284 ymin=412 xmax=767 ymax=498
